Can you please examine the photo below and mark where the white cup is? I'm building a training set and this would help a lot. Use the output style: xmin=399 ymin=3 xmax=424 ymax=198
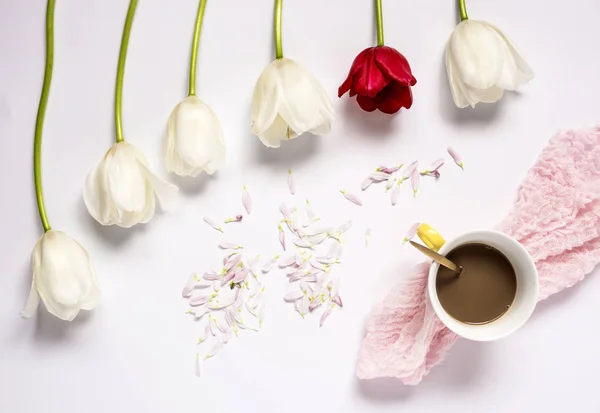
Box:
xmin=427 ymin=229 xmax=539 ymax=341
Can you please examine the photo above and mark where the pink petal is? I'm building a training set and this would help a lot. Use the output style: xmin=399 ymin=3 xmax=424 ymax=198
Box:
xmin=305 ymin=199 xmax=317 ymax=220
xmin=295 ymin=295 xmax=309 ymax=317
xmin=430 ymin=158 xmax=445 ymax=171
xmin=309 ymin=299 xmax=323 ymax=311
xmin=292 ymin=238 xmax=313 ymax=249
xmin=279 ymin=254 xmax=296 ymax=267
xmin=391 ymin=183 xmax=401 ymax=205
xmin=203 ymin=217 xmax=223 ymax=233
xmin=182 ymin=274 xmax=198 ymax=297
xmin=248 ymin=255 xmax=261 ymax=276
xmin=225 ymin=253 xmax=243 ymax=271
xmin=224 ymin=215 xmax=243 ymax=223
xmin=221 ymin=270 xmax=236 ymax=286
xmin=340 ymin=190 xmax=363 ymax=206
xmin=223 ymin=328 xmax=233 ymax=343
xmin=332 ymin=294 xmax=343 ymax=307
xmin=205 ymin=341 xmax=223 ymax=359
xmin=402 ymin=161 xmax=418 ymax=179
xmin=190 ymin=294 xmax=210 ymax=306
xmin=202 ymin=272 xmax=220 ymax=281
xmin=411 ymin=169 xmax=420 ymax=197
xmin=378 ymin=164 xmax=402 ymax=174
xmin=261 ymin=254 xmax=279 ymax=273
xmin=361 ymin=177 xmax=374 ymax=191
xmin=447 ymin=147 xmax=464 ymax=169
xmin=280 ymin=203 xmax=292 ymax=221
xmin=278 ymin=224 xmax=286 ymax=251
xmin=242 ymin=184 xmax=252 ymax=214
xmin=385 ymin=173 xmax=397 ymax=192
xmin=369 ymin=172 xmax=390 ymax=182
xmin=288 ymin=169 xmax=296 ymax=195
xmin=233 ymin=267 xmax=249 ymax=284
xmin=284 ymin=290 xmax=304 ymax=302
xmin=219 ymin=241 xmax=242 ymax=250
xmin=336 ymin=221 xmax=352 ymax=234
xmin=319 ymin=307 xmax=333 ymax=327
xmin=403 ymin=222 xmax=420 ymax=244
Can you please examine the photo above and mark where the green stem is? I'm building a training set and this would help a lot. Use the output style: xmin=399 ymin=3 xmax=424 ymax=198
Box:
xmin=458 ymin=0 xmax=469 ymax=21
xmin=188 ymin=0 xmax=207 ymax=96
xmin=274 ymin=0 xmax=283 ymax=59
xmin=375 ymin=0 xmax=384 ymax=46
xmin=33 ymin=0 xmax=56 ymax=233
xmin=115 ymin=0 xmax=138 ymax=143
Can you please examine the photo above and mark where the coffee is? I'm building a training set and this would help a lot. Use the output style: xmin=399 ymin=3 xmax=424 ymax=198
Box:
xmin=436 ymin=243 xmax=517 ymax=324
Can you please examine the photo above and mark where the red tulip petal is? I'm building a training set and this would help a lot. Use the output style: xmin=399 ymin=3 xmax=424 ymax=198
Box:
xmin=338 ymin=48 xmax=370 ymax=98
xmin=374 ymin=46 xmax=417 ymax=87
xmin=376 ymin=82 xmax=414 ymax=114
xmin=353 ymin=48 xmax=388 ymax=98
xmin=356 ymin=95 xmax=378 ymax=112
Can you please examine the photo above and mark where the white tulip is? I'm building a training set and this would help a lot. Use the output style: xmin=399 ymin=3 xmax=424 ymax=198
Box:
xmin=84 ymin=142 xmax=178 ymax=228
xmin=445 ymin=20 xmax=534 ymax=108
xmin=165 ymin=96 xmax=225 ymax=177
xmin=251 ymin=58 xmax=334 ymax=148
xmin=21 ymin=230 xmax=101 ymax=321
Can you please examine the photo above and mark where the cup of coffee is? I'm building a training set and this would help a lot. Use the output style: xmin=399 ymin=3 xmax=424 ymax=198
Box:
xmin=420 ymin=226 xmax=538 ymax=341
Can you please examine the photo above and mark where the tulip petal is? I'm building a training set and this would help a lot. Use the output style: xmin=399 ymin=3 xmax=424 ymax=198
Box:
xmin=251 ymin=61 xmax=282 ymax=135
xmin=376 ymin=82 xmax=414 ymax=114
xmin=137 ymin=161 xmax=179 ymax=211
xmin=20 ymin=278 xmax=40 ymax=319
xmin=258 ymin=115 xmax=289 ymax=148
xmin=487 ymin=23 xmax=534 ymax=91
xmin=338 ymin=47 xmax=369 ymax=97
xmin=373 ymin=46 xmax=417 ymax=86
xmin=353 ymin=48 xmax=388 ymax=98
xmin=83 ymin=151 xmax=112 ymax=225
xmin=445 ymin=42 xmax=472 ymax=108
xmin=356 ymin=95 xmax=378 ymax=112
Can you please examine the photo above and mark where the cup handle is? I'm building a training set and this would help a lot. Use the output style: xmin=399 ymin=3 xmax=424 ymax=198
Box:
xmin=416 ymin=223 xmax=446 ymax=252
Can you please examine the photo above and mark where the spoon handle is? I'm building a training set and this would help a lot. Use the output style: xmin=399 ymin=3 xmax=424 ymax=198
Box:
xmin=409 ymin=241 xmax=462 ymax=274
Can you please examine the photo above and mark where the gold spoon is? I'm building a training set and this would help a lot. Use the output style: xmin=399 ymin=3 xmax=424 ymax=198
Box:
xmin=409 ymin=241 xmax=462 ymax=275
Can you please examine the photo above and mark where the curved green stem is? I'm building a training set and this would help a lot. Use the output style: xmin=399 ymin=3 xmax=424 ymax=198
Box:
xmin=115 ymin=0 xmax=138 ymax=143
xmin=274 ymin=0 xmax=283 ymax=59
xmin=188 ymin=0 xmax=207 ymax=96
xmin=375 ymin=0 xmax=384 ymax=46
xmin=33 ymin=0 xmax=56 ymax=233
xmin=458 ymin=0 xmax=469 ymax=21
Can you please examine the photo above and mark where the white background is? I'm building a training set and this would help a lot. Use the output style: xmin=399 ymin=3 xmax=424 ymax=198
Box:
xmin=1 ymin=0 xmax=600 ymax=412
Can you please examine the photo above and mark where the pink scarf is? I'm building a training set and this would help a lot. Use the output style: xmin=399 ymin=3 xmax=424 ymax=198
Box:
xmin=357 ymin=127 xmax=600 ymax=385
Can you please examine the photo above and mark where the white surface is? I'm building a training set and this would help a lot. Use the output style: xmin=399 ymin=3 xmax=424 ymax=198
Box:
xmin=1 ymin=0 xmax=600 ymax=412
xmin=428 ymin=230 xmax=539 ymax=342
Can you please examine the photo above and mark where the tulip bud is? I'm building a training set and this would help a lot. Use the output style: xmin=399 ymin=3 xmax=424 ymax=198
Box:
xmin=251 ymin=58 xmax=334 ymax=148
xmin=165 ymin=96 xmax=225 ymax=177
xmin=22 ymin=230 xmax=101 ymax=321
xmin=84 ymin=142 xmax=178 ymax=228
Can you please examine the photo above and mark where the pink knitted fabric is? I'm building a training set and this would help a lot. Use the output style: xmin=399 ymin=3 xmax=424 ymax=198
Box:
xmin=357 ymin=127 xmax=600 ymax=385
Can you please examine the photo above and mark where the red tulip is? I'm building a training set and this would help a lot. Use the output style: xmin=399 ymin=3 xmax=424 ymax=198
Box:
xmin=338 ymin=46 xmax=417 ymax=114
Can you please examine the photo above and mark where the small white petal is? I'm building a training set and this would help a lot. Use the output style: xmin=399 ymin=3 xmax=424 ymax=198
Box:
xmin=279 ymin=203 xmax=292 ymax=221
xmin=190 ymin=294 xmax=210 ymax=306
xmin=278 ymin=254 xmax=297 ymax=267
xmin=284 ymin=290 xmax=304 ymax=302
xmin=402 ymin=161 xmax=418 ymax=179
xmin=219 ymin=241 xmax=242 ymax=250
xmin=365 ymin=228 xmax=371 ymax=246
xmin=340 ymin=190 xmax=363 ymax=206
xmin=361 ymin=177 xmax=374 ymax=191
xmin=403 ymin=222 xmax=420 ymax=244
xmin=242 ymin=185 xmax=252 ymax=214
xmin=292 ymin=238 xmax=313 ymax=249
xmin=391 ymin=183 xmax=401 ymax=206
xmin=278 ymin=224 xmax=286 ymax=251
xmin=305 ymin=199 xmax=317 ymax=220
xmin=385 ymin=173 xmax=397 ymax=192
xmin=203 ymin=217 xmax=223 ymax=233
xmin=194 ymin=353 xmax=202 ymax=377
xmin=202 ymin=271 xmax=220 ymax=281
xmin=369 ymin=171 xmax=391 ymax=182
xmin=336 ymin=221 xmax=352 ymax=234
xmin=288 ymin=169 xmax=296 ymax=195
xmin=261 ymin=255 xmax=279 ymax=273
xmin=320 ymin=307 xmax=333 ymax=327
xmin=223 ymin=328 xmax=233 ymax=343
xmin=205 ymin=341 xmax=223 ymax=359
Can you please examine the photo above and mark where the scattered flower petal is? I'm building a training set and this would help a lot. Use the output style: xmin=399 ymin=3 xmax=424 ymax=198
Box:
xmin=320 ymin=307 xmax=333 ymax=327
xmin=365 ymin=228 xmax=371 ymax=246
xmin=402 ymin=161 xmax=418 ymax=179
xmin=190 ymin=306 xmax=210 ymax=320
xmin=340 ymin=190 xmax=363 ymax=206
xmin=378 ymin=164 xmax=402 ymax=174
xmin=447 ymin=147 xmax=464 ymax=169
xmin=305 ymin=199 xmax=317 ymax=221
xmin=242 ymin=184 xmax=252 ymax=214
xmin=385 ymin=172 xmax=397 ymax=192
xmin=223 ymin=328 xmax=233 ymax=343
xmin=190 ymin=294 xmax=211 ymax=307
xmin=280 ymin=203 xmax=292 ymax=221
xmin=278 ymin=254 xmax=296 ymax=267
xmin=233 ymin=267 xmax=249 ymax=284
xmin=332 ymin=294 xmax=343 ymax=307
xmin=204 ymin=341 xmax=223 ymax=359
xmin=361 ymin=177 xmax=374 ymax=191
xmin=391 ymin=182 xmax=401 ymax=205
xmin=411 ymin=169 xmax=420 ymax=197
xmin=194 ymin=353 xmax=202 ymax=377
xmin=248 ymin=255 xmax=261 ymax=276
xmin=369 ymin=171 xmax=391 ymax=182
xmin=219 ymin=242 xmax=242 ymax=250
xmin=403 ymin=222 xmax=420 ymax=244
xmin=336 ymin=221 xmax=352 ymax=235
xmin=261 ymin=254 xmax=279 ymax=273
xmin=278 ymin=224 xmax=286 ymax=251
xmin=203 ymin=217 xmax=223 ymax=233
xmin=224 ymin=215 xmax=243 ymax=223
xmin=292 ymin=238 xmax=313 ymax=249
xmin=295 ymin=295 xmax=309 ymax=317
xmin=182 ymin=274 xmax=199 ymax=297
xmin=284 ymin=290 xmax=304 ymax=302
xmin=288 ymin=169 xmax=296 ymax=195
